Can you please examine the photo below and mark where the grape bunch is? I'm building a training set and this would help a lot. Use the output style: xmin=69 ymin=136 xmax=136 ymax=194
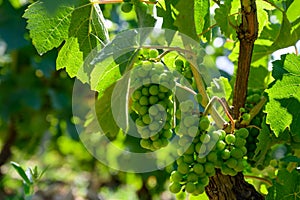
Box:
xmin=130 ymin=59 xmax=175 ymax=151
xmin=169 ymin=100 xmax=249 ymax=196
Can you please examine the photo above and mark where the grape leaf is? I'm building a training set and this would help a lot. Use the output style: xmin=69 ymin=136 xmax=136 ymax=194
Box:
xmin=214 ymin=0 xmax=237 ymax=39
xmin=252 ymin=12 xmax=300 ymax=61
xmin=207 ymin=77 xmax=232 ymax=101
xmin=156 ymin=0 xmax=177 ymax=30
xmin=23 ymin=0 xmax=74 ymax=55
xmin=265 ymin=54 xmax=300 ymax=137
xmin=24 ymin=1 xmax=109 ymax=78
xmin=135 ymin=3 xmax=156 ymax=27
xmin=253 ymin=121 xmax=274 ymax=167
xmin=194 ymin=0 xmax=210 ymax=40
xmin=266 ymin=169 xmax=300 ymax=200
xmin=248 ymin=65 xmax=269 ymax=89
xmin=173 ymin=0 xmax=198 ymax=41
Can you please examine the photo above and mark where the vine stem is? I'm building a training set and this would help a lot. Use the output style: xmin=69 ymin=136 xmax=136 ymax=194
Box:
xmin=203 ymin=96 xmax=235 ymax=133
xmin=244 ymin=175 xmax=273 ymax=186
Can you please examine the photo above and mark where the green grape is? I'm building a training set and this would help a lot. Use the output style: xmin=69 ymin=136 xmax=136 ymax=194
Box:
xmin=188 ymin=126 xmax=198 ymax=137
xmin=149 ymin=85 xmax=159 ymax=95
xmin=207 ymin=151 xmax=218 ymax=163
xmin=153 ymin=140 xmax=163 ymax=149
xmin=185 ymin=182 xmax=196 ymax=193
xmin=132 ymin=89 xmax=142 ymax=100
xmin=149 ymin=95 xmax=159 ymax=105
xmin=193 ymin=184 xmax=205 ymax=195
xmin=141 ymin=87 xmax=149 ymax=96
xmin=149 ymin=105 xmax=159 ymax=116
xmin=200 ymin=134 xmax=210 ymax=144
xmin=221 ymin=149 xmax=231 ymax=160
xmin=154 ymin=62 xmax=165 ymax=73
xmin=169 ymin=182 xmax=182 ymax=194
xmin=175 ymin=58 xmax=184 ymax=67
xmin=171 ymin=171 xmax=183 ymax=182
xmin=234 ymin=137 xmax=247 ymax=148
xmin=226 ymin=158 xmax=238 ymax=168
xmin=187 ymin=172 xmax=198 ymax=182
xmin=139 ymin=106 xmax=148 ymax=116
xmin=230 ymin=147 xmax=244 ymax=159
xmin=199 ymin=117 xmax=210 ymax=131
xmin=193 ymin=163 xmax=204 ymax=175
xmin=140 ymin=139 xmax=151 ymax=149
xmin=149 ymin=49 xmax=159 ymax=58
xmin=242 ymin=113 xmax=251 ymax=121
xmin=225 ymin=134 xmax=236 ymax=144
xmin=185 ymin=143 xmax=195 ymax=155
xmin=216 ymin=140 xmax=226 ymax=151
xmin=139 ymin=96 xmax=149 ymax=106
xmin=199 ymin=176 xmax=209 ymax=186
xmin=162 ymin=130 xmax=173 ymax=139
xmin=121 ymin=2 xmax=133 ymax=13
xmin=179 ymin=100 xmax=194 ymax=113
xmin=177 ymin=162 xmax=190 ymax=174
xmin=183 ymin=154 xmax=194 ymax=164
xmin=142 ymin=114 xmax=151 ymax=124
xmin=204 ymin=162 xmax=215 ymax=174
xmin=236 ymin=128 xmax=249 ymax=139
xmin=183 ymin=115 xmax=197 ymax=127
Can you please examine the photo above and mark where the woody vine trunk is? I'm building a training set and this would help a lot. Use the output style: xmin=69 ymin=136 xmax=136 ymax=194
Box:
xmin=205 ymin=0 xmax=264 ymax=199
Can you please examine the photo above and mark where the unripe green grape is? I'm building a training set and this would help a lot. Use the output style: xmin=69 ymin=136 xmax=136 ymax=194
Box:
xmin=185 ymin=182 xmax=196 ymax=193
xmin=193 ymin=163 xmax=204 ymax=175
xmin=138 ymin=106 xmax=148 ymax=116
xmin=159 ymin=85 xmax=169 ymax=93
xmin=226 ymin=158 xmax=238 ymax=168
xmin=149 ymin=85 xmax=159 ymax=95
xmin=149 ymin=49 xmax=159 ymax=58
xmin=196 ymin=156 xmax=206 ymax=164
xmin=148 ymin=105 xmax=159 ymax=116
xmin=235 ymin=159 xmax=244 ymax=171
xmin=153 ymin=140 xmax=163 ymax=149
xmin=150 ymin=133 xmax=159 ymax=141
xmin=199 ymin=176 xmax=209 ymax=186
xmin=183 ymin=115 xmax=197 ymax=127
xmin=179 ymin=100 xmax=194 ymax=113
xmin=230 ymin=147 xmax=244 ymax=159
xmin=158 ymin=92 xmax=166 ymax=100
xmin=171 ymin=171 xmax=183 ymax=182
xmin=183 ymin=154 xmax=194 ymax=164
xmin=221 ymin=149 xmax=231 ymax=160
xmin=216 ymin=140 xmax=226 ymax=151
xmin=241 ymin=146 xmax=247 ymax=155
xmin=142 ymin=60 xmax=153 ymax=71
xmin=121 ymin=2 xmax=133 ymax=13
xmin=142 ymin=114 xmax=151 ymax=124
xmin=234 ymin=137 xmax=247 ymax=148
xmin=200 ymin=134 xmax=210 ymax=144
xmin=162 ymin=129 xmax=172 ymax=139
xmin=178 ymin=136 xmax=190 ymax=146
xmin=135 ymin=118 xmax=146 ymax=127
xmin=207 ymin=152 xmax=218 ymax=163
xmin=177 ymin=162 xmax=190 ymax=174
xmin=225 ymin=134 xmax=236 ymax=144
xmin=188 ymin=126 xmax=198 ymax=137
xmin=242 ymin=113 xmax=251 ymax=121
xmin=183 ymin=69 xmax=193 ymax=79
xmin=140 ymin=139 xmax=151 ymax=149
xmin=132 ymin=89 xmax=142 ymax=100
xmin=151 ymin=74 xmax=160 ymax=83
xmin=187 ymin=172 xmax=198 ymax=182
xmin=149 ymin=95 xmax=159 ymax=105
xmin=141 ymin=87 xmax=149 ymax=96
xmin=239 ymin=107 xmax=246 ymax=113
xmin=204 ymin=162 xmax=215 ymax=174
xmin=236 ymin=128 xmax=249 ymax=139
xmin=185 ymin=143 xmax=195 ymax=155
xmin=154 ymin=62 xmax=165 ymax=73
xmin=149 ymin=121 xmax=161 ymax=131
xmin=199 ymin=117 xmax=210 ymax=131
xmin=193 ymin=184 xmax=205 ymax=195
xmin=169 ymin=182 xmax=182 ymax=194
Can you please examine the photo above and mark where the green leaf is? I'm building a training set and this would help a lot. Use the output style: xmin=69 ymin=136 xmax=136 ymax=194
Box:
xmin=207 ymin=77 xmax=232 ymax=101
xmin=214 ymin=0 xmax=237 ymax=39
xmin=194 ymin=0 xmax=210 ymax=40
xmin=253 ymin=12 xmax=300 ymax=61
xmin=23 ymin=0 xmax=74 ymax=55
xmin=173 ymin=0 xmax=198 ymax=41
xmin=248 ymin=65 xmax=269 ymax=89
xmin=253 ymin=122 xmax=274 ymax=166
xmin=57 ymin=3 xmax=108 ymax=78
xmin=95 ymin=83 xmax=120 ymax=138
xmin=11 ymin=162 xmax=32 ymax=185
xmin=134 ymin=3 xmax=156 ymax=27
xmin=157 ymin=0 xmax=177 ymax=30
xmin=265 ymin=54 xmax=300 ymax=137
xmin=266 ymin=169 xmax=300 ymax=200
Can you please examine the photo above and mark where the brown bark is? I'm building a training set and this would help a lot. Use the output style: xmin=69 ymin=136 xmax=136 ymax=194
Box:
xmin=233 ymin=0 xmax=259 ymax=119
xmin=205 ymin=0 xmax=263 ymax=199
